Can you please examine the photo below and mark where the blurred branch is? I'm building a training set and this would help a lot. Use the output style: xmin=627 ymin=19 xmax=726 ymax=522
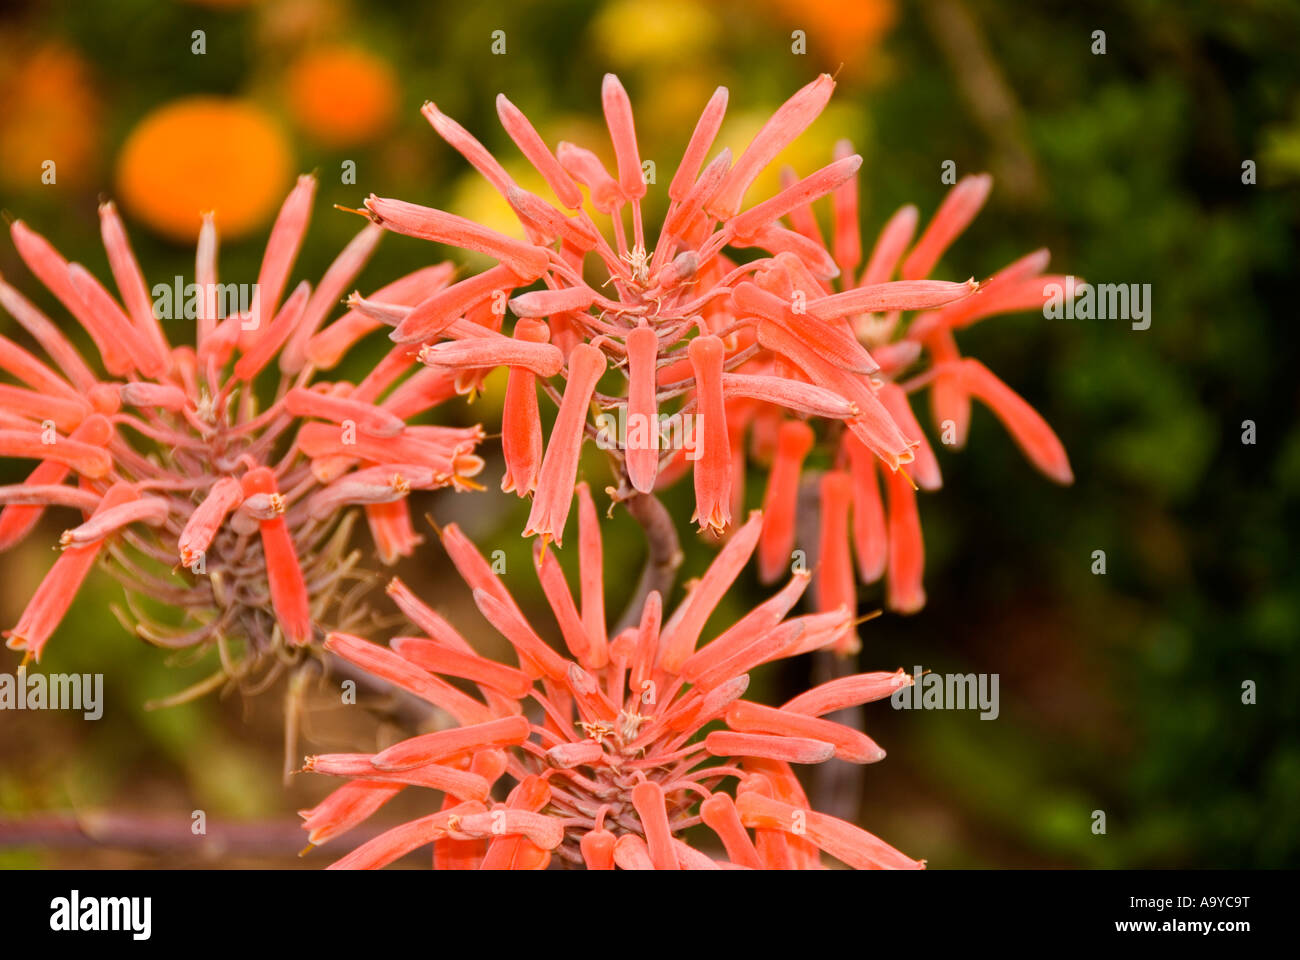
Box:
xmin=797 ymin=472 xmax=867 ymax=821
xmin=0 ymin=812 xmax=383 ymax=860
xmin=615 ymin=491 xmax=684 ymax=633
xmin=920 ymin=0 xmax=1044 ymax=205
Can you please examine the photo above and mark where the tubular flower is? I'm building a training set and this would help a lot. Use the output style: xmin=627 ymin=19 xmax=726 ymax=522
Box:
xmin=0 ymin=175 xmax=484 ymax=678
xmin=352 ymin=74 xmax=977 ymax=544
xmin=303 ymin=488 xmax=920 ymax=869
xmin=752 ymin=146 xmax=1073 ymax=613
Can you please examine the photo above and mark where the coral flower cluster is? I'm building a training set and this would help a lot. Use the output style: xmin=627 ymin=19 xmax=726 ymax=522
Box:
xmin=353 ymin=72 xmax=1070 ymax=617
xmin=0 ymin=67 xmax=1077 ymax=870
xmin=0 ymin=175 xmax=482 ymax=680
xmin=304 ymin=485 xmax=921 ymax=870
xmin=758 ymin=158 xmax=1075 ymax=615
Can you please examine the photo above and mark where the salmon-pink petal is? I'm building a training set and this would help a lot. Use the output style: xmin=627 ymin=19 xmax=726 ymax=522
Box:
xmin=758 ymin=420 xmax=814 ymax=584
xmin=59 ymin=496 xmax=168 ymax=547
xmin=0 ymin=277 xmax=96 ymax=391
xmin=3 ymin=482 xmax=138 ymax=660
xmin=472 ymin=588 xmax=571 ymax=683
xmin=390 ymin=264 xmax=516 ymax=343
xmin=300 ymin=780 xmax=404 ymax=847
xmin=729 ymin=153 xmax=860 ymax=243
xmin=0 ymin=429 xmax=112 ymax=478
xmin=707 ymin=74 xmax=835 ymax=219
xmin=877 ymin=382 xmax=942 ymax=490
xmin=304 ymin=754 xmax=490 ymax=799
xmin=631 ymin=780 xmax=677 ymax=869
xmin=365 ymin=499 xmax=421 ymax=565
xmin=612 ymin=833 xmax=655 ymax=870
xmin=961 ymin=358 xmax=1072 ymax=484
xmin=882 ymin=466 xmax=925 ymax=614
xmin=497 ymin=95 xmax=583 ymax=209
xmin=668 ymin=85 xmax=728 ymax=202
xmin=0 ymin=416 xmax=112 ymax=551
xmin=366 ymin=196 xmax=547 ymax=283
xmin=843 ymin=434 xmax=888 ymax=583
xmin=324 ymin=632 xmax=492 ymax=725
xmin=524 ymin=342 xmax=605 ymax=545
xmin=815 ymin=471 xmax=856 ymax=635
xmin=284 ymin=387 xmax=405 ymax=437
xmin=783 ymin=669 xmax=913 ymax=716
xmin=705 ymin=730 xmax=835 ymax=764
xmin=830 ymin=140 xmax=862 ymax=277
xmin=624 ymin=325 xmax=660 ymax=493
xmin=733 ymin=282 xmax=877 ymax=375
xmin=67 ymin=263 xmax=162 ymax=376
xmin=98 ymin=200 xmax=169 ymax=371
xmin=860 ymin=204 xmax=919 ymax=286
xmin=10 ymin=221 xmax=136 ymax=376
xmin=370 ymin=716 xmax=531 ymax=772
xmin=440 ymin=522 xmax=525 ymax=619
xmin=901 ymin=173 xmax=992 ymax=280
xmin=240 ymin=467 xmax=312 ymax=645
xmin=736 ymin=792 xmax=924 ymax=870
xmin=421 ymin=101 xmax=517 ymax=198
xmin=687 ymin=334 xmax=732 ymax=534
xmin=680 ymin=570 xmax=809 ymax=684
xmin=0 ymin=385 xmax=89 ymax=433
xmin=391 ymin=636 xmax=532 ymax=699
xmin=725 ymin=700 xmax=884 ymax=763
xmin=601 ymin=74 xmax=646 ymax=201
xmin=806 ymin=278 xmax=977 ymax=321
xmin=255 ymin=173 xmax=315 ymax=328
xmin=307 ymin=263 xmax=454 ymax=369
xmin=419 ymin=336 xmax=562 ymax=377
xmin=556 ymin=142 xmax=623 ymax=212
xmin=580 ymin=827 xmax=617 ymax=869
xmin=281 ymin=222 xmax=384 ymax=373
xmin=233 ymin=280 xmax=310 ymax=381
xmin=501 ymin=319 xmax=548 ymax=497
xmin=700 ymin=792 xmax=763 ymax=868
xmin=575 ymin=483 xmax=609 ymax=668
xmin=326 ymin=802 xmax=483 ymax=870
xmin=530 ymin=539 xmax=592 ymax=666
xmin=659 ymin=509 xmax=761 ymax=673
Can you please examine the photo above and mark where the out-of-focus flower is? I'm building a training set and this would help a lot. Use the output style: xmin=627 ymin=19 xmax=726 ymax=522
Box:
xmin=285 ymin=44 xmax=398 ymax=148
xmin=758 ymin=0 xmax=897 ymax=77
xmin=353 ymin=74 xmax=974 ymax=545
xmin=115 ymin=97 xmax=293 ymax=242
xmin=0 ymin=175 xmax=484 ymax=686
xmin=0 ymin=43 xmax=102 ymax=192
xmin=590 ymin=0 xmax=719 ymax=67
xmin=753 ymin=145 xmax=1073 ymax=614
xmin=303 ymin=487 xmax=920 ymax=869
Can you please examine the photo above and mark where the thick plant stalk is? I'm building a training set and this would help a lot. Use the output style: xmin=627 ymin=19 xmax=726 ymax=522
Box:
xmin=615 ymin=491 xmax=684 ymax=633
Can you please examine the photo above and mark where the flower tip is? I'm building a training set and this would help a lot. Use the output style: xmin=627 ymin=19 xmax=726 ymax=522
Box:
xmin=1048 ymin=460 xmax=1075 ymax=486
